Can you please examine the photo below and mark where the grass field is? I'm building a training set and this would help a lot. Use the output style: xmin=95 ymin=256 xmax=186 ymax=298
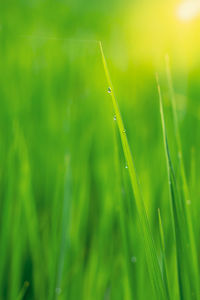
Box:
xmin=1 ymin=1 xmax=200 ymax=299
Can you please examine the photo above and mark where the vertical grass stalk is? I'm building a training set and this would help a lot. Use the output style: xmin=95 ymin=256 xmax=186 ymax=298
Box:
xmin=99 ymin=41 xmax=167 ymax=299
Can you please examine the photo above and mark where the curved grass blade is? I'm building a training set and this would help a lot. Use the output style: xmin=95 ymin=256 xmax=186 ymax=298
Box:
xmin=165 ymin=54 xmax=190 ymax=203
xmin=99 ymin=41 xmax=168 ymax=300
xmin=157 ymin=74 xmax=199 ymax=300
xmin=165 ymin=57 xmax=200 ymax=297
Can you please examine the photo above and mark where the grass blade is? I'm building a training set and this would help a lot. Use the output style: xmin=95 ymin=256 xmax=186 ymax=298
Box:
xmin=165 ymin=54 xmax=190 ymax=203
xmin=99 ymin=41 xmax=167 ymax=299
xmin=158 ymin=209 xmax=171 ymax=300
xmin=157 ymin=73 xmax=199 ymax=300
xmin=165 ymin=57 xmax=200 ymax=297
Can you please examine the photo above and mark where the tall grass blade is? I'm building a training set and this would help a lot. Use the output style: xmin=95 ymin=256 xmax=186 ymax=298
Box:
xmin=15 ymin=123 xmax=45 ymax=300
xmin=157 ymin=73 xmax=199 ymax=300
xmin=165 ymin=54 xmax=190 ymax=203
xmin=158 ymin=209 xmax=171 ymax=300
xmin=55 ymin=155 xmax=72 ymax=300
xmin=99 ymin=41 xmax=167 ymax=299
xmin=165 ymin=56 xmax=199 ymax=296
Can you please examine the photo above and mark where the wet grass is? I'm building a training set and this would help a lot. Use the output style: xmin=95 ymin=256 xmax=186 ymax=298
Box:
xmin=0 ymin=33 xmax=200 ymax=300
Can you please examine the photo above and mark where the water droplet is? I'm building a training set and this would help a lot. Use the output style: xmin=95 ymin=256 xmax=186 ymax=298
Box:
xmin=24 ymin=281 xmax=29 ymax=288
xmin=131 ymin=256 xmax=137 ymax=263
xmin=123 ymin=129 xmax=126 ymax=134
xmin=108 ymin=87 xmax=112 ymax=94
xmin=125 ymin=165 xmax=128 ymax=169
xmin=55 ymin=287 xmax=62 ymax=295
xmin=113 ymin=114 xmax=116 ymax=121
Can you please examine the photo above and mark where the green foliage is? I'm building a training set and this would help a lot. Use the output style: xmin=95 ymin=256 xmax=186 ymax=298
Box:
xmin=0 ymin=3 xmax=200 ymax=299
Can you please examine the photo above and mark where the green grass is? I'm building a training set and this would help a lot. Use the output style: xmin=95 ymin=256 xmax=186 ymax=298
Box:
xmin=1 ymin=4 xmax=200 ymax=299
xmin=100 ymin=42 xmax=168 ymax=300
xmin=157 ymin=72 xmax=199 ymax=300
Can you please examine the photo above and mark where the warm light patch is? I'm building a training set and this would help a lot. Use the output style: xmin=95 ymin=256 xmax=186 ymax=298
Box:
xmin=177 ymin=0 xmax=200 ymax=21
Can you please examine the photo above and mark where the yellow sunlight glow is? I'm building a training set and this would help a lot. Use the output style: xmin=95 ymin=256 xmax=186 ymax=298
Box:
xmin=177 ymin=0 xmax=200 ymax=21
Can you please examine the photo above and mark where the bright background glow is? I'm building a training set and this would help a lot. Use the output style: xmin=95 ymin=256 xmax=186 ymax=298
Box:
xmin=177 ymin=0 xmax=200 ymax=21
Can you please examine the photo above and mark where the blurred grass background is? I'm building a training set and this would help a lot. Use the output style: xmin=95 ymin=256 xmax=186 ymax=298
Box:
xmin=0 ymin=0 xmax=200 ymax=299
